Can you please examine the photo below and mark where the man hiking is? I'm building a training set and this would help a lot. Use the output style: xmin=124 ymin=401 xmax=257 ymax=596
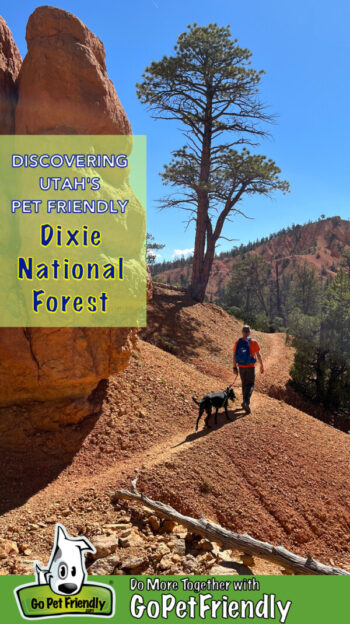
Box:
xmin=233 ymin=325 xmax=264 ymax=414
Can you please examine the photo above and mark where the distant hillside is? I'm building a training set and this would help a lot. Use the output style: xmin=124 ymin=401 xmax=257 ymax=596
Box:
xmin=153 ymin=217 xmax=350 ymax=300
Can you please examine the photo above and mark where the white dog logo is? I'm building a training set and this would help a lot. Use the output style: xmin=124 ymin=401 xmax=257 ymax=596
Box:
xmin=34 ymin=524 xmax=96 ymax=596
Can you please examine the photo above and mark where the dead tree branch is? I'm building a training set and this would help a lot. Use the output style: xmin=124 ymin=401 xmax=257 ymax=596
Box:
xmin=113 ymin=485 xmax=349 ymax=576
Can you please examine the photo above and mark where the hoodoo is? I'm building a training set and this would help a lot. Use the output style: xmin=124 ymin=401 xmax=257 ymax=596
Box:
xmin=0 ymin=6 xmax=145 ymax=447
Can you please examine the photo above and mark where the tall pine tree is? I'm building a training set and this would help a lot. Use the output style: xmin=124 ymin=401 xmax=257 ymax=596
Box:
xmin=137 ymin=24 xmax=289 ymax=301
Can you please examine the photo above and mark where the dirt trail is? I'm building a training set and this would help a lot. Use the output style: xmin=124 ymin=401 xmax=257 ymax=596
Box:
xmin=141 ymin=284 xmax=294 ymax=394
xmin=1 ymin=339 xmax=349 ymax=572
xmin=0 ymin=332 xmax=290 ymax=519
xmin=0 ymin=289 xmax=349 ymax=574
xmin=0 ymin=342 xmax=228 ymax=524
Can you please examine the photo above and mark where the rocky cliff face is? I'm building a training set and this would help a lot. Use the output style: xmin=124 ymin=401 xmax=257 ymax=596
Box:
xmin=0 ymin=16 xmax=21 ymax=133
xmin=0 ymin=328 xmax=138 ymax=447
xmin=0 ymin=7 xmax=144 ymax=449
xmin=16 ymin=6 xmax=130 ymax=135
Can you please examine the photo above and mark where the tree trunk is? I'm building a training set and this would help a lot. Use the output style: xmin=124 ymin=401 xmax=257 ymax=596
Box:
xmin=315 ymin=347 xmax=326 ymax=403
xmin=113 ymin=486 xmax=349 ymax=575
xmin=190 ymin=91 xmax=212 ymax=302
xmin=275 ymin=261 xmax=282 ymax=316
xmin=190 ymin=197 xmax=208 ymax=301
xmin=256 ymin=285 xmax=269 ymax=316
xmin=191 ymin=232 xmax=216 ymax=302
xmin=246 ymin=288 xmax=251 ymax=313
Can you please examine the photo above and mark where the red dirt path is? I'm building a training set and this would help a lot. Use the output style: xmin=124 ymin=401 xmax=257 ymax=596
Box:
xmin=0 ymin=286 xmax=349 ymax=574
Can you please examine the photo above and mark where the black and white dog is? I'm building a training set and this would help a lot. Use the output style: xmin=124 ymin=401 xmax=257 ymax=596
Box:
xmin=192 ymin=386 xmax=236 ymax=431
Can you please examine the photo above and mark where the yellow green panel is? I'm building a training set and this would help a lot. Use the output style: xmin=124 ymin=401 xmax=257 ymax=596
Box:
xmin=0 ymin=135 xmax=146 ymax=327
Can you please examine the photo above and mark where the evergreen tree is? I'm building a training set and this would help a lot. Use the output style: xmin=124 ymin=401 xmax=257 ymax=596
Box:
xmin=290 ymin=270 xmax=350 ymax=421
xmin=289 ymin=262 xmax=322 ymax=316
xmin=147 ymin=233 xmax=165 ymax=266
xmin=340 ymin=248 xmax=350 ymax=277
xmin=222 ymin=255 xmax=270 ymax=319
xmin=137 ymin=24 xmax=288 ymax=301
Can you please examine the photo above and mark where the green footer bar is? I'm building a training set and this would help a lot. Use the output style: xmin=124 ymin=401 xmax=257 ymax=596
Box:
xmin=1 ymin=574 xmax=347 ymax=623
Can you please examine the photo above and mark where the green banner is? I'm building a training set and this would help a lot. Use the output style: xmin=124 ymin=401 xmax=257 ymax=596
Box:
xmin=1 ymin=574 xmax=349 ymax=623
xmin=15 ymin=582 xmax=114 ymax=618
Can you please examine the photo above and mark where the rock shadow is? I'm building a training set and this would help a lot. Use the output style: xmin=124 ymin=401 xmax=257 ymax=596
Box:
xmin=0 ymin=379 xmax=108 ymax=515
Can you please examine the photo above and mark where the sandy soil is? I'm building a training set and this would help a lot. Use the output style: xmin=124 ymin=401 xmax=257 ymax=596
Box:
xmin=0 ymin=286 xmax=349 ymax=574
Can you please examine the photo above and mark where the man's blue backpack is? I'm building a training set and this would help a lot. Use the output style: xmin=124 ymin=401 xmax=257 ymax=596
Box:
xmin=235 ymin=338 xmax=256 ymax=366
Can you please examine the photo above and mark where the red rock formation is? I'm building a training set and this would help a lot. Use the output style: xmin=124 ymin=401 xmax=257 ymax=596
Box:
xmin=0 ymin=7 xmax=146 ymax=448
xmin=16 ymin=6 xmax=130 ymax=134
xmin=0 ymin=16 xmax=21 ymax=133
xmin=0 ymin=327 xmax=138 ymax=447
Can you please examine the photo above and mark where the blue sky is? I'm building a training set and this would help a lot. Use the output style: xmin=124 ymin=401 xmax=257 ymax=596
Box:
xmin=2 ymin=1 xmax=350 ymax=261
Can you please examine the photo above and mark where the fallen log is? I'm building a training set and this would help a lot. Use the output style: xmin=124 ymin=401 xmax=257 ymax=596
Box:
xmin=113 ymin=483 xmax=349 ymax=576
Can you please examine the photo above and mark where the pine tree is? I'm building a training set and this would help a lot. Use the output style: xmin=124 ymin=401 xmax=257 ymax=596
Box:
xmin=137 ymin=24 xmax=288 ymax=301
xmin=147 ymin=233 xmax=165 ymax=267
xmin=290 ymin=270 xmax=350 ymax=422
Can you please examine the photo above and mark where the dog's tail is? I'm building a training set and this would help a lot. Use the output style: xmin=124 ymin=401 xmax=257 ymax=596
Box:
xmin=192 ymin=396 xmax=200 ymax=405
